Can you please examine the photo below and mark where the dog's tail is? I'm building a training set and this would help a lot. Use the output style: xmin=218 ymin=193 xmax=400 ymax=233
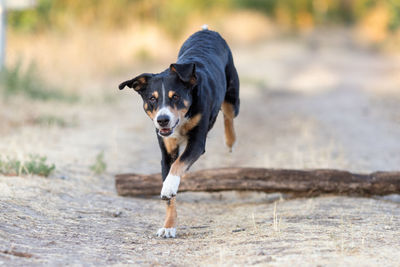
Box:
xmin=201 ymin=24 xmax=209 ymax=30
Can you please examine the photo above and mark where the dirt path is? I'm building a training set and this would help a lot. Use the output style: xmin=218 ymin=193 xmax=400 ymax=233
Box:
xmin=1 ymin=30 xmax=400 ymax=266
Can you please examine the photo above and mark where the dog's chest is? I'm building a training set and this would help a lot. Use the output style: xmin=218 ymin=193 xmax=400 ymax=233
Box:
xmin=172 ymin=119 xmax=189 ymax=145
xmin=163 ymin=114 xmax=202 ymax=153
xmin=163 ymin=131 xmax=187 ymax=155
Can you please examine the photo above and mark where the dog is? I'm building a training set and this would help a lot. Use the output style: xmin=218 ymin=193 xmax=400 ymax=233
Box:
xmin=119 ymin=26 xmax=240 ymax=238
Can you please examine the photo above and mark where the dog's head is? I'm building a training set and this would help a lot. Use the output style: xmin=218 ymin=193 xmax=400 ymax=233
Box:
xmin=119 ymin=63 xmax=197 ymax=137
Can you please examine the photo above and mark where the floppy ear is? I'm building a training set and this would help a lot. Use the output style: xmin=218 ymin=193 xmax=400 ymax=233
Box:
xmin=118 ymin=73 xmax=153 ymax=91
xmin=170 ymin=63 xmax=197 ymax=86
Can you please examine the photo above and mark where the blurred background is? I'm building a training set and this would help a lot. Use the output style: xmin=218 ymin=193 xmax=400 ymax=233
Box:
xmin=1 ymin=0 xmax=400 ymax=175
xmin=4 ymin=0 xmax=400 ymax=95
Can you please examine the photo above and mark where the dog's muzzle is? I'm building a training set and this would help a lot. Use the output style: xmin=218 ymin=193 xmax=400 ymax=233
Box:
xmin=158 ymin=119 xmax=179 ymax=137
xmin=155 ymin=107 xmax=179 ymax=137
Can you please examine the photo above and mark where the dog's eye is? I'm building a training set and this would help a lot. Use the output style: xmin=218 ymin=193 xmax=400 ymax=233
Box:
xmin=172 ymin=94 xmax=180 ymax=101
xmin=149 ymin=96 xmax=156 ymax=103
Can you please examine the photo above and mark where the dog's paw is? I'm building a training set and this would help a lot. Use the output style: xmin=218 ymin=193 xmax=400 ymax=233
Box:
xmin=157 ymin=227 xmax=176 ymax=238
xmin=161 ymin=174 xmax=180 ymax=200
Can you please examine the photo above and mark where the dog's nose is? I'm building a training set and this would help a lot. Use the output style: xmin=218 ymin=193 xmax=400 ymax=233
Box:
xmin=157 ymin=115 xmax=170 ymax=127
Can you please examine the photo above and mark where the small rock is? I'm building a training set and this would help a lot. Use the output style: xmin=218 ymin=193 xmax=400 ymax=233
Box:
xmin=112 ymin=211 xmax=123 ymax=217
xmin=257 ymin=250 xmax=266 ymax=256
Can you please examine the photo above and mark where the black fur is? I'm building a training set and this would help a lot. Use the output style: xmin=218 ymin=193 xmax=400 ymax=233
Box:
xmin=119 ymin=29 xmax=240 ymax=181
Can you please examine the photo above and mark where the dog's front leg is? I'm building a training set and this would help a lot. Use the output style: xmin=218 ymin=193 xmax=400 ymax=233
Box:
xmin=161 ymin=125 xmax=207 ymax=200
xmin=158 ymin=119 xmax=207 ymax=238
xmin=158 ymin=135 xmax=180 ymax=199
xmin=156 ymin=197 xmax=177 ymax=238
xmin=157 ymin=136 xmax=179 ymax=238
xmin=158 ymin=140 xmax=204 ymax=238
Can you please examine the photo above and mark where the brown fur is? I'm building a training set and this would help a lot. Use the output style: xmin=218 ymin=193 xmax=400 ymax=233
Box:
xmin=163 ymin=197 xmax=177 ymax=228
xmin=170 ymin=158 xmax=186 ymax=176
xmin=134 ymin=77 xmax=148 ymax=91
xmin=146 ymin=108 xmax=158 ymax=120
xmin=163 ymin=137 xmax=178 ymax=154
xmin=152 ymin=91 xmax=159 ymax=98
xmin=168 ymin=91 xmax=176 ymax=98
xmin=138 ymin=77 xmax=146 ymax=84
xmin=180 ymin=114 xmax=202 ymax=135
xmin=221 ymin=102 xmax=236 ymax=151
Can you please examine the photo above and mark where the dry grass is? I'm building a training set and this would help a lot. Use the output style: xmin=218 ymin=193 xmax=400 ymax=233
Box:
xmin=6 ymin=10 xmax=274 ymax=96
xmin=273 ymin=201 xmax=282 ymax=234
xmin=0 ymin=61 xmax=78 ymax=102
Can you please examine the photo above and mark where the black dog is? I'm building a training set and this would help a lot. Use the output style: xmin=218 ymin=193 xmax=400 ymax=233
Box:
xmin=119 ymin=27 xmax=239 ymax=238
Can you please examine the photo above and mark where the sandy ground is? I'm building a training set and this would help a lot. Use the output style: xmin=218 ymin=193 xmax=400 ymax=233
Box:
xmin=1 ymin=30 xmax=400 ymax=266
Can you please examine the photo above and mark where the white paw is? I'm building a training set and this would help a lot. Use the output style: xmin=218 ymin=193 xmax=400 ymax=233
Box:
xmin=157 ymin=227 xmax=176 ymax=238
xmin=161 ymin=174 xmax=180 ymax=199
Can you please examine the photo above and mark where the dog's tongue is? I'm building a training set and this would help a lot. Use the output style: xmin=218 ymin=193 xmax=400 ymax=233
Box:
xmin=160 ymin=128 xmax=171 ymax=134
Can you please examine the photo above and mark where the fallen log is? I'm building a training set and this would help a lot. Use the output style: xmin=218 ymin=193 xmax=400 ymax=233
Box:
xmin=115 ymin=168 xmax=400 ymax=197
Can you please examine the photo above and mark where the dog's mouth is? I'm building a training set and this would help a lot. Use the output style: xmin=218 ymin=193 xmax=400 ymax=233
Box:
xmin=159 ymin=119 xmax=179 ymax=137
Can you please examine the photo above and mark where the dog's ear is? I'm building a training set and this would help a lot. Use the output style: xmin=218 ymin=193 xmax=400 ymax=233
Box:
xmin=119 ymin=73 xmax=153 ymax=91
xmin=170 ymin=63 xmax=197 ymax=86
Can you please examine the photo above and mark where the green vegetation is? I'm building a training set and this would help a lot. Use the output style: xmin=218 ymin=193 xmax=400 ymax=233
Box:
xmin=90 ymin=151 xmax=107 ymax=175
xmin=7 ymin=0 xmax=400 ymax=37
xmin=0 ymin=154 xmax=56 ymax=177
xmin=0 ymin=61 xmax=78 ymax=102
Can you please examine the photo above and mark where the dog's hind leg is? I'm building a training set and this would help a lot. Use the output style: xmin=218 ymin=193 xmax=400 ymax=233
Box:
xmin=221 ymin=102 xmax=236 ymax=151
xmin=157 ymin=197 xmax=177 ymax=238
xmin=222 ymin=52 xmax=240 ymax=151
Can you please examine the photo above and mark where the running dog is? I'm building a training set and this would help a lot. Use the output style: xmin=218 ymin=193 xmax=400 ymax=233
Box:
xmin=119 ymin=26 xmax=240 ymax=238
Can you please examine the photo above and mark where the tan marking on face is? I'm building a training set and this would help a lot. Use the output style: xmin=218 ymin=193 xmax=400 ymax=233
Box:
xmin=163 ymin=197 xmax=177 ymax=228
xmin=221 ymin=102 xmax=236 ymax=151
xmin=152 ymin=91 xmax=159 ymax=98
xmin=163 ymin=137 xmax=178 ymax=154
xmin=146 ymin=107 xmax=158 ymax=120
xmin=168 ymin=91 xmax=176 ymax=98
xmin=180 ymin=113 xmax=202 ymax=135
xmin=146 ymin=110 xmax=154 ymax=119
xmin=170 ymin=158 xmax=186 ymax=176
